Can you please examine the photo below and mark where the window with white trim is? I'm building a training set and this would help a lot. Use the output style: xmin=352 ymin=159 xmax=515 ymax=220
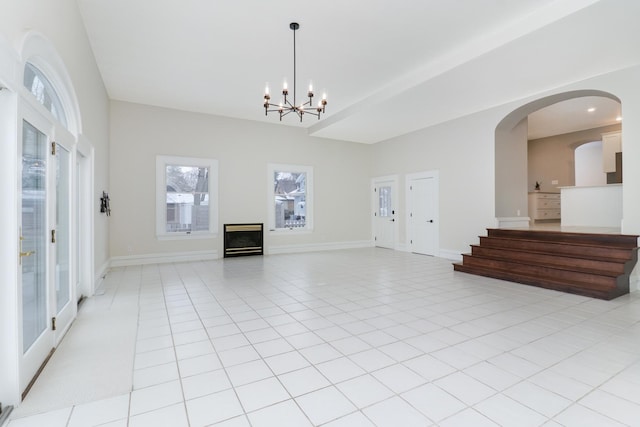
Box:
xmin=156 ymin=155 xmax=218 ymax=239
xmin=268 ymin=163 xmax=313 ymax=232
xmin=23 ymin=62 xmax=68 ymax=128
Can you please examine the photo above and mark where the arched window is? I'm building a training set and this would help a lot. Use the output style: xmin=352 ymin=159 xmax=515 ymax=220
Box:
xmin=23 ymin=62 xmax=68 ymax=128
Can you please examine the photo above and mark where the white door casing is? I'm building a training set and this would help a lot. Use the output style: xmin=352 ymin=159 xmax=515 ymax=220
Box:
xmin=372 ymin=176 xmax=398 ymax=249
xmin=407 ymin=171 xmax=439 ymax=256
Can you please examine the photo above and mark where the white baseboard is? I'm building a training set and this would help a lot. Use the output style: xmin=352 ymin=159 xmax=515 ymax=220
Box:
xmin=268 ymin=240 xmax=373 ymax=255
xmin=110 ymin=250 xmax=219 ymax=267
xmin=496 ymin=217 xmax=531 ymax=228
xmin=439 ymin=249 xmax=463 ymax=261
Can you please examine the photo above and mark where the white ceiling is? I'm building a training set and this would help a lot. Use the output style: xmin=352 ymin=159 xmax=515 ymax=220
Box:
xmin=76 ymin=0 xmax=639 ymax=144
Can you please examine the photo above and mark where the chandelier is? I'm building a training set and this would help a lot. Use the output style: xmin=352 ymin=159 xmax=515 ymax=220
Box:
xmin=263 ymin=22 xmax=327 ymax=122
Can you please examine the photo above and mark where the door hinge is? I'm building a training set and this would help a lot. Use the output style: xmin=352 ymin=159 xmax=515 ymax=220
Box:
xmin=51 ymin=229 xmax=56 ymax=243
xmin=374 ymin=236 xmax=377 ymax=241
xmin=51 ymin=317 xmax=56 ymax=331
xmin=51 ymin=142 xmax=56 ymax=156
xmin=411 ymin=240 xmax=413 ymax=244
xmin=410 ymin=185 xmax=413 ymax=190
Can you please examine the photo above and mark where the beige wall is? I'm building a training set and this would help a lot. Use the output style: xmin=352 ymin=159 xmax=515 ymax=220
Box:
xmin=0 ymin=0 xmax=110 ymax=406
xmin=528 ymin=123 xmax=622 ymax=192
xmin=109 ymin=101 xmax=372 ymax=258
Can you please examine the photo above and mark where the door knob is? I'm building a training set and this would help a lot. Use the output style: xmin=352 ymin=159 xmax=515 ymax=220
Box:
xmin=390 ymin=218 xmax=395 ymax=222
xmin=428 ymin=220 xmax=434 ymax=223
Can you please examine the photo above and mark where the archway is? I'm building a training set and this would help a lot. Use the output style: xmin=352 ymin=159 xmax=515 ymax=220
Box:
xmin=495 ymin=89 xmax=621 ymax=227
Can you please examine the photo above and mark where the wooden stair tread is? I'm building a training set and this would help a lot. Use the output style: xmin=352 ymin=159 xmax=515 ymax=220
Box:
xmin=468 ymin=246 xmax=628 ymax=276
xmin=454 ymin=229 xmax=639 ymax=300
xmin=452 ymin=263 xmax=624 ymax=300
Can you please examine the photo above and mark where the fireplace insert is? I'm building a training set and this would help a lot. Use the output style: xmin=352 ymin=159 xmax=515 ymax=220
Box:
xmin=223 ymin=223 xmax=263 ymax=257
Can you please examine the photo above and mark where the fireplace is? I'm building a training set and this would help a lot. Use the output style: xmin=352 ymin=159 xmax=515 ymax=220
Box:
xmin=224 ymin=223 xmax=264 ymax=257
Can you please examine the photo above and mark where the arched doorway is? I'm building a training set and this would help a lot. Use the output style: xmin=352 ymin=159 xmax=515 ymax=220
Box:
xmin=495 ymin=90 xmax=622 ymax=229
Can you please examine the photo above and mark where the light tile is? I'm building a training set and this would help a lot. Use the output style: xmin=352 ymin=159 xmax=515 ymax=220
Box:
xmin=133 ymin=361 xmax=179 ymax=389
xmin=439 ymin=408 xmax=499 ymax=427
xmin=504 ymin=380 xmax=572 ymax=417
xmin=316 ymin=357 xmax=366 ymax=383
xmin=235 ymin=377 xmax=290 ymax=412
xmin=218 ymin=345 xmax=261 ymax=367
xmin=371 ymin=363 xmax=427 ymax=393
xmin=181 ymin=368 xmax=231 ymax=400
xmin=265 ymin=351 xmax=310 ymax=375
xmin=253 ymin=338 xmax=294 ymax=358
xmin=299 ymin=343 xmax=343 ymax=364
xmin=528 ymin=369 xmax=593 ymax=401
xmin=130 ymin=380 xmax=184 ymax=416
xmin=363 ymin=396 xmax=430 ymax=427
xmin=8 ymin=407 xmax=72 ymax=427
xmin=295 ymin=386 xmax=357 ymax=425
xmin=336 ymin=374 xmax=394 ymax=408
xmin=579 ymin=389 xmax=640 ymax=426
xmin=402 ymin=383 xmax=466 ymax=421
xmin=322 ymin=411 xmax=375 ymax=427
xmin=128 ymin=403 xmax=188 ymax=427
xmin=349 ymin=348 xmax=396 ymax=372
xmin=185 ymin=389 xmax=244 ymax=426
xmin=434 ymin=372 xmax=496 ymax=406
xmin=68 ymin=394 xmax=130 ymax=427
xmin=552 ymin=404 xmax=626 ymax=427
xmin=463 ymin=361 xmax=521 ymax=391
xmin=403 ymin=353 xmax=456 ymax=381
xmin=246 ymin=399 xmax=312 ymax=427
xmin=225 ymin=359 xmax=273 ymax=387
xmin=134 ymin=347 xmax=176 ymax=370
xmin=136 ymin=335 xmax=174 ymax=353
xmin=279 ymin=366 xmax=331 ymax=396
xmin=285 ymin=331 xmax=325 ymax=349
xmin=178 ymin=353 xmax=222 ymax=377
xmin=475 ymin=393 xmax=548 ymax=427
xmin=174 ymin=340 xmax=214 ymax=360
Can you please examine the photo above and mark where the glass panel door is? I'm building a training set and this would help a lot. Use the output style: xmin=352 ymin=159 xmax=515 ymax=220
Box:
xmin=55 ymin=144 xmax=71 ymax=314
xmin=21 ymin=120 xmax=48 ymax=353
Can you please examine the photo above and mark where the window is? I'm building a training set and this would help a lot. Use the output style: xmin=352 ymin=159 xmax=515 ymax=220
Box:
xmin=156 ymin=156 xmax=218 ymax=239
xmin=268 ymin=163 xmax=313 ymax=232
xmin=23 ymin=62 xmax=68 ymax=128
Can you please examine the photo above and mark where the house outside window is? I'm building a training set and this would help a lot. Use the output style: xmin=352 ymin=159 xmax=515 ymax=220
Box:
xmin=156 ymin=156 xmax=218 ymax=239
xmin=268 ymin=163 xmax=313 ymax=232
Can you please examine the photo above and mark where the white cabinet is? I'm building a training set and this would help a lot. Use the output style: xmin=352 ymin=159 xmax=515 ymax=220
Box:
xmin=602 ymin=131 xmax=621 ymax=173
xmin=528 ymin=192 xmax=560 ymax=222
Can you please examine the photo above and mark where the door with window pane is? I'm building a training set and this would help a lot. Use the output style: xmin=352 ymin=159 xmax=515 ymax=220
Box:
xmin=373 ymin=177 xmax=396 ymax=249
xmin=53 ymin=141 xmax=74 ymax=343
xmin=20 ymin=119 xmax=54 ymax=391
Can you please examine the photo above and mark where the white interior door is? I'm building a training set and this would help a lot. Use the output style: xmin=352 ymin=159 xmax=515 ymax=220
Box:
xmin=19 ymin=118 xmax=54 ymax=393
xmin=373 ymin=177 xmax=397 ymax=249
xmin=52 ymin=136 xmax=75 ymax=344
xmin=408 ymin=173 xmax=439 ymax=256
xmin=19 ymin=108 xmax=76 ymax=395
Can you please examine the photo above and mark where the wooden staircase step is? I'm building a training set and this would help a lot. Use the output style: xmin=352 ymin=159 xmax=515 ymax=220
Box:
xmin=469 ymin=245 xmax=627 ymax=276
xmin=453 ymin=263 xmax=626 ymax=300
xmin=454 ymin=229 xmax=639 ymax=300
xmin=479 ymin=236 xmax=632 ymax=262
xmin=487 ymin=228 xmax=638 ymax=248
xmin=460 ymin=254 xmax=617 ymax=288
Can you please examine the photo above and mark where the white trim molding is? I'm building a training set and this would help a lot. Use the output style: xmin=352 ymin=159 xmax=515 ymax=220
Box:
xmin=495 ymin=216 xmax=531 ymax=228
xmin=110 ymin=250 xmax=220 ymax=267
xmin=268 ymin=240 xmax=373 ymax=255
xmin=438 ymin=249 xmax=463 ymax=262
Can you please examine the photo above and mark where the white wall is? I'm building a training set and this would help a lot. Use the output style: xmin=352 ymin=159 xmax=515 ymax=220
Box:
xmin=370 ymin=65 xmax=640 ymax=268
xmin=0 ymin=0 xmax=109 ymax=408
xmin=109 ymin=101 xmax=372 ymax=261
xmin=575 ymin=141 xmax=607 ymax=187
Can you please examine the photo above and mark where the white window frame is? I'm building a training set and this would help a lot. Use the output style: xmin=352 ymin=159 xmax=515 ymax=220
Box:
xmin=156 ymin=155 xmax=218 ymax=240
xmin=268 ymin=163 xmax=313 ymax=233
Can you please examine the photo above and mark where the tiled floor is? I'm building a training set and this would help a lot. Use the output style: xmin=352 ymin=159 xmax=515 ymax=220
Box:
xmin=8 ymin=248 xmax=640 ymax=426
